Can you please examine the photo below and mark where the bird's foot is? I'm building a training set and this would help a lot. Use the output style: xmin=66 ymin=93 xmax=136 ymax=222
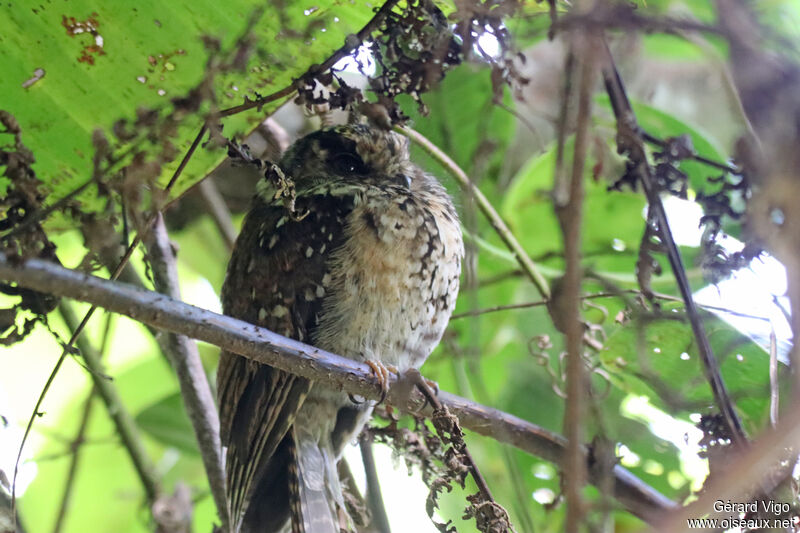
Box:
xmin=365 ymin=360 xmax=397 ymax=404
xmin=348 ymin=361 xmax=397 ymax=405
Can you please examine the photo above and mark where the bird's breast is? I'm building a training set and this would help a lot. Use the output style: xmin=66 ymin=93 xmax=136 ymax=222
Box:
xmin=312 ymin=187 xmax=463 ymax=371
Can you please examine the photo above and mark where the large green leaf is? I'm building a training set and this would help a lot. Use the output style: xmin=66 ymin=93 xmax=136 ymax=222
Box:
xmin=405 ymin=64 xmax=516 ymax=179
xmin=1 ymin=1 xmax=372 ymax=219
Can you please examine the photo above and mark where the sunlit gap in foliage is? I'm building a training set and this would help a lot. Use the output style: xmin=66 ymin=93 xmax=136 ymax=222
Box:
xmin=333 ymin=43 xmax=376 ymax=77
xmin=661 ymin=196 xmax=792 ymax=360
xmin=343 ymin=443 xmax=439 ymax=532
xmin=332 ymin=29 xmax=502 ymax=80
xmin=472 ymin=25 xmax=502 ymax=60
xmin=622 ymin=395 xmax=708 ymax=491
xmin=621 ymin=196 xmax=793 ymax=493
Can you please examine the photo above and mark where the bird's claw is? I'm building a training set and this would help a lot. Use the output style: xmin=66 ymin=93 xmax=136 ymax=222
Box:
xmin=365 ymin=360 xmax=396 ymax=404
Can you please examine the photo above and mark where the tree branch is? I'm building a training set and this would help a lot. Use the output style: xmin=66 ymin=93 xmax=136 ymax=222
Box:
xmin=554 ymin=31 xmax=597 ymax=532
xmin=597 ymin=39 xmax=748 ymax=446
xmin=358 ymin=435 xmax=391 ymax=533
xmin=142 ymin=214 xmax=229 ymax=531
xmin=0 ymin=253 xmax=674 ymax=524
xmin=196 ymin=180 xmax=238 ymax=252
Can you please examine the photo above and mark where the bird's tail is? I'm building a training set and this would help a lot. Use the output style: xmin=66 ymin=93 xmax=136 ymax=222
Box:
xmin=288 ymin=425 xmax=352 ymax=533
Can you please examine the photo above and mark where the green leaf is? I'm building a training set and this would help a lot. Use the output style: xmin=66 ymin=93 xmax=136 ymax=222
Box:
xmin=601 ymin=308 xmax=778 ymax=435
xmin=1 ymin=1 xmax=373 ymax=222
xmin=501 ymin=139 xmax=648 ymax=275
xmin=135 ymin=392 xmax=199 ymax=455
xmin=406 ymin=64 xmax=516 ymax=180
xmin=642 ymin=34 xmax=704 ymax=60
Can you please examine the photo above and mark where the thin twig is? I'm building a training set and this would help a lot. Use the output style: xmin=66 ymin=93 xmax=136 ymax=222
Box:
xmin=0 ymin=488 xmax=25 ymax=533
xmin=451 ymin=300 xmax=549 ymax=320
xmin=57 ymin=302 xmax=160 ymax=501
xmin=598 ymin=40 xmax=748 ymax=446
xmin=0 ymin=252 xmax=675 ymax=524
xmin=52 ymin=391 xmax=93 ymax=533
xmin=52 ymin=312 xmax=113 ymax=533
xmin=398 ymin=126 xmax=551 ymax=300
xmin=414 ymin=374 xmax=494 ymax=504
xmin=452 ymin=289 xmax=776 ymax=322
xmin=640 ymin=131 xmax=740 ymax=174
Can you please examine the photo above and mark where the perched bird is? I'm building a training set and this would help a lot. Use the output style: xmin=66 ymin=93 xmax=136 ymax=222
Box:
xmin=217 ymin=124 xmax=463 ymax=532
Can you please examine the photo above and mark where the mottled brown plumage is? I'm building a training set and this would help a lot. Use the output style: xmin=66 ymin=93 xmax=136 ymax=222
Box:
xmin=218 ymin=124 xmax=463 ymax=532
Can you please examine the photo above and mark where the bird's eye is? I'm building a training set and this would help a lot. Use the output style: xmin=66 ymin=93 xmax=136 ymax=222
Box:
xmin=396 ymin=174 xmax=412 ymax=188
xmin=330 ymin=153 xmax=369 ymax=175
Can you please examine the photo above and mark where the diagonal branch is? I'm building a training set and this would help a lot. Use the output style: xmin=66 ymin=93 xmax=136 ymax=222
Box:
xmin=142 ymin=214 xmax=229 ymax=531
xmin=597 ymin=39 xmax=747 ymax=446
xmin=0 ymin=253 xmax=674 ymax=524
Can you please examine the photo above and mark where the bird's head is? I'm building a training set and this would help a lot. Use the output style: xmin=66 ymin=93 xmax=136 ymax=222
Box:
xmin=257 ymin=124 xmax=433 ymax=202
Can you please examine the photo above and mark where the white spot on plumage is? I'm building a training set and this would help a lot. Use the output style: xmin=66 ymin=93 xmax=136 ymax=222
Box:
xmin=305 ymin=246 xmax=314 ymax=258
xmin=272 ymin=305 xmax=288 ymax=318
xmin=258 ymin=307 xmax=267 ymax=321
xmin=269 ymin=234 xmax=279 ymax=249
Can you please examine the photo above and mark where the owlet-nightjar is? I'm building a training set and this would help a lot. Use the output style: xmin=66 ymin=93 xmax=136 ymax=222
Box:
xmin=217 ymin=124 xmax=463 ymax=533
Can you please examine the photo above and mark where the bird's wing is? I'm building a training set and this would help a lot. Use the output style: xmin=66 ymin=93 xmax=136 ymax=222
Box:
xmin=218 ymin=194 xmax=352 ymax=531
